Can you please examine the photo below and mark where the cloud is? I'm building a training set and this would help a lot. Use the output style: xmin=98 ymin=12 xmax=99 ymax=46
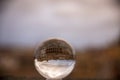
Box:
xmin=0 ymin=0 xmax=119 ymax=49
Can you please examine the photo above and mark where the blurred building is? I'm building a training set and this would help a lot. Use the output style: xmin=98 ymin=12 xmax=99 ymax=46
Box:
xmin=0 ymin=0 xmax=120 ymax=79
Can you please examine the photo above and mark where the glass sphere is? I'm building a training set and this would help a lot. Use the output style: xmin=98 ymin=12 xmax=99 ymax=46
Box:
xmin=34 ymin=39 xmax=75 ymax=80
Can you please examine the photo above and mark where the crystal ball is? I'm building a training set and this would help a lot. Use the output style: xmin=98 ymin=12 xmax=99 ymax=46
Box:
xmin=34 ymin=38 xmax=75 ymax=79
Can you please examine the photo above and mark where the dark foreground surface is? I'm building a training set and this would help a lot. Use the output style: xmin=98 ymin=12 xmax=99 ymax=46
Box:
xmin=0 ymin=45 xmax=120 ymax=80
xmin=0 ymin=76 xmax=117 ymax=80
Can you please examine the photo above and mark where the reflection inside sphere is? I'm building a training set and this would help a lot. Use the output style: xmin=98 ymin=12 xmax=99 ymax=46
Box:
xmin=34 ymin=39 xmax=75 ymax=80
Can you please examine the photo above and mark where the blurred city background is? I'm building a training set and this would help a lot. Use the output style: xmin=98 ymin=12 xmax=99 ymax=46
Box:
xmin=0 ymin=0 xmax=120 ymax=80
